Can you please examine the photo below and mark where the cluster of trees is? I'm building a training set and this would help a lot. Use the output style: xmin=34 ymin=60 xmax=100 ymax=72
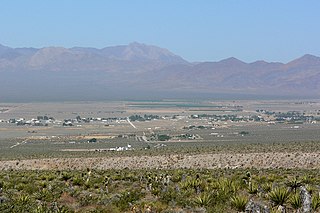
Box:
xmin=129 ymin=114 xmax=160 ymax=122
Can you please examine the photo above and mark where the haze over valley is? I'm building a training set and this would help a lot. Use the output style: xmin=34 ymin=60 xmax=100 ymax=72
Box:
xmin=1 ymin=42 xmax=320 ymax=101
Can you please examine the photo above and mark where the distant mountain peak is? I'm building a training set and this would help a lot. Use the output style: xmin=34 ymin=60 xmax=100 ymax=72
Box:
xmin=250 ymin=60 xmax=268 ymax=65
xmin=28 ymin=47 xmax=72 ymax=67
xmin=128 ymin=41 xmax=146 ymax=47
xmin=219 ymin=57 xmax=246 ymax=65
xmin=287 ymin=54 xmax=320 ymax=66
xmin=302 ymin=53 xmax=318 ymax=58
xmin=126 ymin=42 xmax=169 ymax=53
xmin=111 ymin=42 xmax=187 ymax=63
xmin=299 ymin=54 xmax=320 ymax=61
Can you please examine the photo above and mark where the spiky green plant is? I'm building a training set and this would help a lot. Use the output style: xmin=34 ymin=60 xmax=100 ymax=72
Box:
xmin=289 ymin=192 xmax=301 ymax=210
xmin=270 ymin=207 xmax=283 ymax=213
xmin=305 ymin=184 xmax=315 ymax=195
xmin=55 ymin=205 xmax=72 ymax=213
xmin=193 ymin=192 xmax=213 ymax=207
xmin=312 ymin=193 xmax=320 ymax=211
xmin=214 ymin=179 xmax=236 ymax=202
xmin=180 ymin=178 xmax=203 ymax=193
xmin=179 ymin=180 xmax=191 ymax=190
xmin=230 ymin=195 xmax=248 ymax=212
xmin=17 ymin=194 xmax=30 ymax=205
xmin=34 ymin=205 xmax=50 ymax=213
xmin=268 ymin=187 xmax=290 ymax=207
xmin=247 ymin=182 xmax=258 ymax=194
xmin=217 ymin=178 xmax=234 ymax=193
xmin=286 ymin=177 xmax=302 ymax=192
xmin=301 ymin=175 xmax=312 ymax=184
xmin=262 ymin=182 xmax=272 ymax=193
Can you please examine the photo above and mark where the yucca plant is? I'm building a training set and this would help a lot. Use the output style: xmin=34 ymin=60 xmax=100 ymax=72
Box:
xmin=217 ymin=178 xmax=234 ymax=193
xmin=270 ymin=207 xmax=284 ymax=213
xmin=286 ymin=177 xmax=302 ymax=193
xmin=230 ymin=195 xmax=248 ymax=212
xmin=33 ymin=188 xmax=53 ymax=202
xmin=231 ymin=181 xmax=242 ymax=194
xmin=289 ymin=192 xmax=302 ymax=211
xmin=247 ymin=182 xmax=258 ymax=195
xmin=193 ymin=192 xmax=213 ymax=207
xmin=55 ymin=205 xmax=72 ymax=213
xmin=268 ymin=187 xmax=290 ymax=207
xmin=34 ymin=205 xmax=50 ymax=213
xmin=61 ymin=172 xmax=72 ymax=181
xmin=72 ymin=176 xmax=84 ymax=186
xmin=262 ymin=182 xmax=272 ymax=193
xmin=180 ymin=178 xmax=203 ymax=193
xmin=17 ymin=194 xmax=30 ymax=205
xmin=312 ymin=193 xmax=320 ymax=211
xmin=190 ymin=178 xmax=203 ymax=193
xmin=301 ymin=175 xmax=312 ymax=184
xmin=180 ymin=177 xmax=194 ymax=188
xmin=305 ymin=184 xmax=315 ymax=195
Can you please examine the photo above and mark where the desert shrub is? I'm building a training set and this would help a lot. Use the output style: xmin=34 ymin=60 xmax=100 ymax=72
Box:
xmin=113 ymin=189 xmax=144 ymax=211
xmin=3 ymin=168 xmax=320 ymax=212
xmin=61 ymin=172 xmax=72 ymax=181
xmin=268 ymin=187 xmax=290 ymax=206
xmin=193 ymin=192 xmax=214 ymax=207
xmin=312 ymin=193 xmax=320 ymax=211
xmin=34 ymin=204 xmax=51 ymax=213
xmin=230 ymin=194 xmax=248 ymax=212
xmin=55 ymin=205 xmax=73 ymax=213
xmin=159 ymin=187 xmax=179 ymax=205
xmin=247 ymin=182 xmax=258 ymax=194
xmin=262 ymin=182 xmax=272 ymax=193
xmin=289 ymin=192 xmax=301 ymax=210
xmin=286 ymin=177 xmax=302 ymax=192
xmin=10 ymin=194 xmax=37 ymax=212
xmin=33 ymin=188 xmax=53 ymax=202
xmin=72 ymin=176 xmax=84 ymax=186
xmin=78 ymin=192 xmax=99 ymax=207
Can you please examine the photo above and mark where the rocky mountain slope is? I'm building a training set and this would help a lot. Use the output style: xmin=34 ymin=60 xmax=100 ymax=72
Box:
xmin=0 ymin=42 xmax=319 ymax=101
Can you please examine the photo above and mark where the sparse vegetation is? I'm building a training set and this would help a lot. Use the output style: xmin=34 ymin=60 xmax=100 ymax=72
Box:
xmin=1 ymin=100 xmax=320 ymax=212
xmin=0 ymin=169 xmax=319 ymax=212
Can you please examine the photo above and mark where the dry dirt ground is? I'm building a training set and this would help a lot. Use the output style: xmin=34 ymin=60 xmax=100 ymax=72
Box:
xmin=0 ymin=152 xmax=319 ymax=170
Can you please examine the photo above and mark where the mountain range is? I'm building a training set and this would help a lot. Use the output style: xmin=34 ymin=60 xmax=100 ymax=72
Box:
xmin=0 ymin=42 xmax=319 ymax=101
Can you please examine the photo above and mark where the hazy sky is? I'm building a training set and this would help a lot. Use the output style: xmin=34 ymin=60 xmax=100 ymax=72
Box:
xmin=1 ymin=0 xmax=319 ymax=62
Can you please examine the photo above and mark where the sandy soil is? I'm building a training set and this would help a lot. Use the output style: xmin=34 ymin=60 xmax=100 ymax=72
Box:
xmin=0 ymin=152 xmax=319 ymax=170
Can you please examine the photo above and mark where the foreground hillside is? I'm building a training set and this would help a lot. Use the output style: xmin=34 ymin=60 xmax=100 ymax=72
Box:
xmin=1 ymin=168 xmax=320 ymax=212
